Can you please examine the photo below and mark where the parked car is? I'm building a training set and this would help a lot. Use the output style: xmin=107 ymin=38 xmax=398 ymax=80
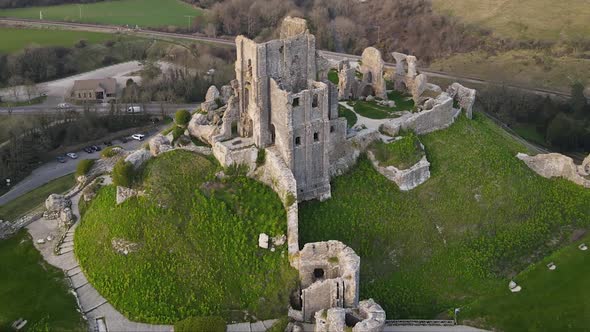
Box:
xmin=57 ymin=102 xmax=73 ymax=110
xmin=103 ymin=141 xmax=113 ymax=146
xmin=120 ymin=137 xmax=129 ymax=143
xmin=126 ymin=106 xmax=143 ymax=113
xmin=83 ymin=146 xmax=93 ymax=153
xmin=91 ymin=145 xmax=102 ymax=152
xmin=56 ymin=156 xmax=67 ymax=163
xmin=66 ymin=152 xmax=78 ymax=159
xmin=131 ymin=134 xmax=145 ymax=141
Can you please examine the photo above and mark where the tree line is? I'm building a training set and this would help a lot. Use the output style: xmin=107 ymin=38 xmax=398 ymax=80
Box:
xmin=477 ymin=83 xmax=590 ymax=151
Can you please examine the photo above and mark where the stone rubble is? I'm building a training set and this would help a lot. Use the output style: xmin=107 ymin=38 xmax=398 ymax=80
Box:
xmin=517 ymin=153 xmax=590 ymax=188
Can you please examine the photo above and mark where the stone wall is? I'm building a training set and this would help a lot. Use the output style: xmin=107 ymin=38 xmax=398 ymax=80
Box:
xmin=298 ymin=241 xmax=360 ymax=311
xmin=381 ymin=93 xmax=459 ymax=135
xmin=212 ymin=137 xmax=258 ymax=173
xmin=359 ymin=47 xmax=386 ymax=99
xmin=329 ymin=129 xmax=381 ymax=177
xmin=368 ymin=152 xmax=431 ymax=191
xmin=447 ymin=82 xmax=476 ymax=119
xmin=253 ymin=147 xmax=300 ymax=257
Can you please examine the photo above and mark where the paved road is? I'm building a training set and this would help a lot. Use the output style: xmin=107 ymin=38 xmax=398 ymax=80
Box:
xmin=0 ymin=18 xmax=573 ymax=100
xmin=0 ymin=102 xmax=199 ymax=115
xmin=0 ymin=127 xmax=161 ymax=206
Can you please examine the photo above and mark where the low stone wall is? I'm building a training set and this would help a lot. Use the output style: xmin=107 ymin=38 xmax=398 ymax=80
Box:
xmin=212 ymin=138 xmax=258 ymax=173
xmin=367 ymin=152 xmax=431 ymax=191
xmin=253 ymin=147 xmax=300 ymax=258
xmin=382 ymin=93 xmax=459 ymax=136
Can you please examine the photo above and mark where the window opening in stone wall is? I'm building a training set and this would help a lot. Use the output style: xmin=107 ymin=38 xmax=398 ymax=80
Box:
xmin=312 ymin=94 xmax=318 ymax=107
xmin=295 ymin=136 xmax=301 ymax=146
xmin=313 ymin=268 xmax=324 ymax=280
xmin=330 ymin=126 xmax=335 ymax=133
xmin=293 ymin=97 xmax=300 ymax=107
xmin=314 ymin=132 xmax=319 ymax=142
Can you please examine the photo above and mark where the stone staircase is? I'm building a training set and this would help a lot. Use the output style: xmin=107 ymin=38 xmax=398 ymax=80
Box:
xmin=57 ymin=228 xmax=76 ymax=255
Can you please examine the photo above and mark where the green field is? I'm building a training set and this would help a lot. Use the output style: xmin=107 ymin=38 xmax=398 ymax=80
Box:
xmin=462 ymin=233 xmax=590 ymax=331
xmin=0 ymin=0 xmax=202 ymax=28
xmin=429 ymin=50 xmax=590 ymax=93
xmin=0 ymin=231 xmax=84 ymax=331
xmin=0 ymin=27 xmax=113 ymax=53
xmin=299 ymin=114 xmax=590 ymax=329
xmin=75 ymin=150 xmax=297 ymax=323
xmin=431 ymin=0 xmax=590 ymax=41
xmin=0 ymin=174 xmax=75 ymax=221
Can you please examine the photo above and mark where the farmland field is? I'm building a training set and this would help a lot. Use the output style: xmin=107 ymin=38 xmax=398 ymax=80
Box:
xmin=431 ymin=0 xmax=590 ymax=41
xmin=429 ymin=50 xmax=590 ymax=93
xmin=0 ymin=27 xmax=113 ymax=53
xmin=75 ymin=150 xmax=297 ymax=323
xmin=299 ymin=113 xmax=590 ymax=330
xmin=0 ymin=0 xmax=202 ymax=28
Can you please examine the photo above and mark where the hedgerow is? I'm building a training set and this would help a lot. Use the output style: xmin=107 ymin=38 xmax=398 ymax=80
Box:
xmin=75 ymin=150 xmax=297 ymax=323
xmin=299 ymin=114 xmax=590 ymax=320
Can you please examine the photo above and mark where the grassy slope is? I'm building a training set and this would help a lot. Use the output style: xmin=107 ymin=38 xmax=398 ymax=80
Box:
xmin=0 ymin=0 xmax=202 ymax=28
xmin=0 ymin=27 xmax=113 ymax=54
xmin=0 ymin=174 xmax=75 ymax=221
xmin=0 ymin=231 xmax=84 ymax=331
xmin=299 ymin=114 xmax=590 ymax=324
xmin=463 ymin=233 xmax=590 ymax=331
xmin=431 ymin=0 xmax=590 ymax=41
xmin=429 ymin=50 xmax=590 ymax=93
xmin=75 ymin=150 xmax=297 ymax=323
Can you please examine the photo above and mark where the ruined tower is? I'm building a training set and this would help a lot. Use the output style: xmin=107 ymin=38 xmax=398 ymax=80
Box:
xmin=234 ymin=17 xmax=346 ymax=201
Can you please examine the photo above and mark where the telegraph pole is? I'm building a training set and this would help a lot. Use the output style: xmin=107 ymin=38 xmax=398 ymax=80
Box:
xmin=78 ymin=5 xmax=82 ymax=20
xmin=184 ymin=15 xmax=194 ymax=29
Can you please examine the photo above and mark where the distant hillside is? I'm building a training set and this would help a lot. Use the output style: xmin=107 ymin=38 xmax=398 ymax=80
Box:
xmin=431 ymin=0 xmax=590 ymax=41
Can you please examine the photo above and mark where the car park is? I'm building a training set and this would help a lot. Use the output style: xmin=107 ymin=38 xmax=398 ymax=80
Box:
xmin=66 ymin=152 xmax=78 ymax=159
xmin=131 ymin=134 xmax=145 ymax=141
xmin=56 ymin=156 xmax=67 ymax=163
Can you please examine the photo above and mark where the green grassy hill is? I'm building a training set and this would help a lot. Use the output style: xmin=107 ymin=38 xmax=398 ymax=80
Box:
xmin=75 ymin=150 xmax=297 ymax=323
xmin=0 ymin=0 xmax=202 ymax=28
xmin=462 ymin=233 xmax=590 ymax=331
xmin=431 ymin=0 xmax=590 ymax=41
xmin=299 ymin=114 xmax=590 ymax=329
xmin=0 ymin=27 xmax=114 ymax=54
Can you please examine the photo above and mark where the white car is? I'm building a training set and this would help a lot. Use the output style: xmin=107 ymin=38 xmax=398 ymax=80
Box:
xmin=57 ymin=103 xmax=73 ymax=109
xmin=131 ymin=134 xmax=145 ymax=141
xmin=66 ymin=152 xmax=78 ymax=159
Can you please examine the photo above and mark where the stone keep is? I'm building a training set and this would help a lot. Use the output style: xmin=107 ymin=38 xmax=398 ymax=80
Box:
xmin=234 ymin=16 xmax=345 ymax=201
